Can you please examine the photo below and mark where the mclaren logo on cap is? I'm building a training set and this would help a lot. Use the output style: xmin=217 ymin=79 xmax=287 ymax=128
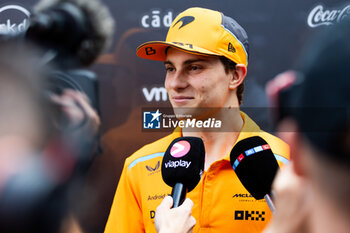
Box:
xmin=173 ymin=16 xmax=195 ymax=29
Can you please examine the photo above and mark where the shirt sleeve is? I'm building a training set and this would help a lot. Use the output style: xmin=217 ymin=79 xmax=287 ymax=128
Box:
xmin=104 ymin=160 xmax=145 ymax=233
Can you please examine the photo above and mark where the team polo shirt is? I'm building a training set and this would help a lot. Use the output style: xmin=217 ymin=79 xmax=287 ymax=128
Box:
xmin=104 ymin=112 xmax=290 ymax=233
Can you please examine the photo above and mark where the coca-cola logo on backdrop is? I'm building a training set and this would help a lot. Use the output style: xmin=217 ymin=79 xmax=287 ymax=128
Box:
xmin=307 ymin=4 xmax=350 ymax=28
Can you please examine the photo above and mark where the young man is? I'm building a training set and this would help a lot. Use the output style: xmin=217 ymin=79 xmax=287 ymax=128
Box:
xmin=104 ymin=7 xmax=289 ymax=233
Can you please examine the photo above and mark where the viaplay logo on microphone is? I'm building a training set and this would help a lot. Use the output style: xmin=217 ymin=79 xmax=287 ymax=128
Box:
xmin=164 ymin=140 xmax=192 ymax=169
xmin=170 ymin=140 xmax=190 ymax=158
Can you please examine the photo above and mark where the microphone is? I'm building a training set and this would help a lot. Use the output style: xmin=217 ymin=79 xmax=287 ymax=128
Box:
xmin=26 ymin=0 xmax=115 ymax=67
xmin=161 ymin=137 xmax=205 ymax=208
xmin=230 ymin=136 xmax=279 ymax=214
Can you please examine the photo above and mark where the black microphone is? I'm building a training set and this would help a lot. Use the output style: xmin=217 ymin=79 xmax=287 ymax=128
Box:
xmin=26 ymin=0 xmax=115 ymax=67
xmin=230 ymin=136 xmax=279 ymax=213
xmin=161 ymin=137 xmax=205 ymax=208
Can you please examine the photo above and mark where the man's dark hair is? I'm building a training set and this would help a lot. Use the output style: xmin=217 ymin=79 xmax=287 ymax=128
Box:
xmin=219 ymin=56 xmax=244 ymax=105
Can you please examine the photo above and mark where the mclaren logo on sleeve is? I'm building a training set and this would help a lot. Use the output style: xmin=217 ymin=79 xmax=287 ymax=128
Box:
xmin=173 ymin=16 xmax=195 ymax=29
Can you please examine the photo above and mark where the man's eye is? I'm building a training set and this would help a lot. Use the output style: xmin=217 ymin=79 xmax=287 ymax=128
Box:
xmin=189 ymin=65 xmax=201 ymax=71
xmin=165 ymin=67 xmax=175 ymax=72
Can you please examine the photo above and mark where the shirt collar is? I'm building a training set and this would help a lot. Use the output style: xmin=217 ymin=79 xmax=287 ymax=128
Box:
xmin=223 ymin=111 xmax=261 ymax=161
xmin=170 ymin=111 xmax=261 ymax=162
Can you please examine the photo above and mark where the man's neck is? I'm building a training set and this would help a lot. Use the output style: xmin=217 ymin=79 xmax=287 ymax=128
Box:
xmin=182 ymin=108 xmax=243 ymax=170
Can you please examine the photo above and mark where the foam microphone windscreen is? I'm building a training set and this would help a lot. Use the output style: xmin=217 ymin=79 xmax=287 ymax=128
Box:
xmin=230 ymin=136 xmax=279 ymax=200
xmin=31 ymin=0 xmax=115 ymax=66
xmin=162 ymin=137 xmax=205 ymax=192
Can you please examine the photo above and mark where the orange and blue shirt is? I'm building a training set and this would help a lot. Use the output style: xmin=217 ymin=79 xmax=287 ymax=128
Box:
xmin=105 ymin=112 xmax=290 ymax=233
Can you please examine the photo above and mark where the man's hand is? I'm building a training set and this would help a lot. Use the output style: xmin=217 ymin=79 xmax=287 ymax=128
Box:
xmin=155 ymin=196 xmax=196 ymax=233
xmin=263 ymin=164 xmax=311 ymax=233
xmin=50 ymin=89 xmax=100 ymax=137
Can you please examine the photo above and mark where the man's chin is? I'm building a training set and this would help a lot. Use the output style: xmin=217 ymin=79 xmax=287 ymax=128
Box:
xmin=172 ymin=107 xmax=197 ymax=118
xmin=173 ymin=107 xmax=212 ymax=120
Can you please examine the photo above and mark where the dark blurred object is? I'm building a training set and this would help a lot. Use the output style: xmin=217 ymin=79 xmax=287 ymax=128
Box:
xmin=276 ymin=19 xmax=350 ymax=164
xmin=0 ymin=35 xmax=101 ymax=233
xmin=263 ymin=19 xmax=350 ymax=233
xmin=28 ymin=0 xmax=114 ymax=68
xmin=0 ymin=40 xmax=67 ymax=233
xmin=0 ymin=0 xmax=114 ymax=111
xmin=31 ymin=0 xmax=114 ymax=113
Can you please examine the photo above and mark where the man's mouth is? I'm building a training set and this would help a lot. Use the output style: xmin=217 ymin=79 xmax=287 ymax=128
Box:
xmin=172 ymin=96 xmax=194 ymax=103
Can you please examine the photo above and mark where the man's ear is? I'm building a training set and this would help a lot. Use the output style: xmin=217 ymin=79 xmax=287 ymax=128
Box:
xmin=229 ymin=64 xmax=247 ymax=90
xmin=277 ymin=118 xmax=307 ymax=177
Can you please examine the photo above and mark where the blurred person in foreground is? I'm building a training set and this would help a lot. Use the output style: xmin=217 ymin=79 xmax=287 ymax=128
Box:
xmin=105 ymin=7 xmax=289 ymax=233
xmin=263 ymin=19 xmax=350 ymax=233
xmin=0 ymin=40 xmax=100 ymax=232
xmin=153 ymin=16 xmax=350 ymax=233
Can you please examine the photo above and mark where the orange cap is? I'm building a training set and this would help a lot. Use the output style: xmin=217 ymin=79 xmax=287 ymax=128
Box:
xmin=136 ymin=7 xmax=249 ymax=66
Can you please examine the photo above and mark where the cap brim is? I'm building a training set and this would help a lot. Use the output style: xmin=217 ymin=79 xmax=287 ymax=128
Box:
xmin=136 ymin=41 xmax=220 ymax=61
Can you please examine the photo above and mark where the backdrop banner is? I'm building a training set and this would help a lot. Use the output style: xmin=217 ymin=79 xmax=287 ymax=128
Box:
xmin=0 ymin=0 xmax=348 ymax=232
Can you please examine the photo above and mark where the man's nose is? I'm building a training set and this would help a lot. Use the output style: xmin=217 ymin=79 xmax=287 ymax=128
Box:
xmin=167 ymin=71 xmax=188 ymax=90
